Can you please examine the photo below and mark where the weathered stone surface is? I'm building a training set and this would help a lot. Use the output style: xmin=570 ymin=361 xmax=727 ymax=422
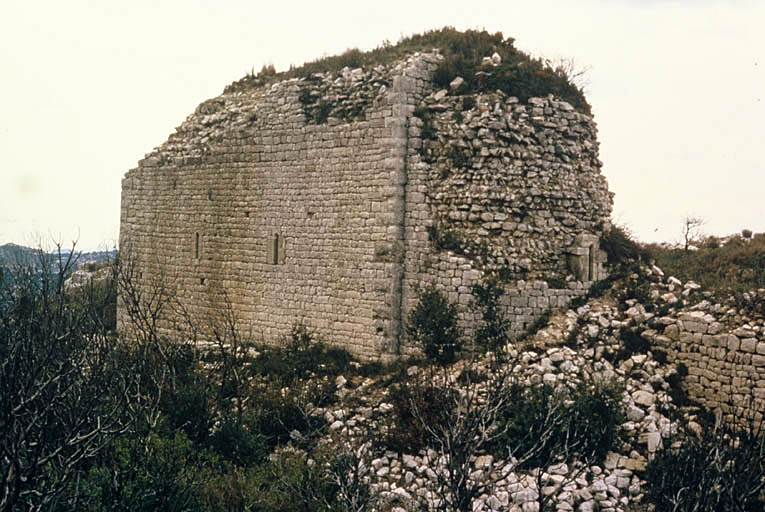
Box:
xmin=119 ymin=49 xmax=613 ymax=360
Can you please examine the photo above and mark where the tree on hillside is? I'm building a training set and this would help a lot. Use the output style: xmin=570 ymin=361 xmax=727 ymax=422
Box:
xmin=682 ymin=216 xmax=705 ymax=252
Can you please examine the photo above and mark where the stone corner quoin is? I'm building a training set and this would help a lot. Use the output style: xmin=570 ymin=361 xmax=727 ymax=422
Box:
xmin=118 ymin=51 xmax=613 ymax=361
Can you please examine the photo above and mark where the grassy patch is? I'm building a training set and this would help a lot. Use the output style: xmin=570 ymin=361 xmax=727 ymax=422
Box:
xmin=647 ymin=233 xmax=765 ymax=295
xmin=225 ymin=28 xmax=590 ymax=113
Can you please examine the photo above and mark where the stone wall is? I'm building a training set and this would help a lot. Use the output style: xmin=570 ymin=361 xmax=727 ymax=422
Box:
xmin=120 ymin=57 xmax=432 ymax=360
xmin=399 ymin=81 xmax=612 ymax=351
xmin=120 ymin=50 xmax=614 ymax=360
xmin=650 ymin=287 xmax=765 ymax=420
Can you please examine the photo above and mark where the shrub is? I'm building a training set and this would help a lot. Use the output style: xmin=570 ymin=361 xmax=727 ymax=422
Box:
xmin=667 ymin=363 xmax=693 ymax=406
xmin=77 ymin=432 xmax=213 ymax=512
xmin=490 ymin=381 xmax=624 ymax=468
xmin=461 ymin=95 xmax=476 ymax=111
xmin=0 ymin=252 xmax=130 ymax=510
xmin=385 ymin=380 xmax=456 ymax=453
xmin=600 ymin=225 xmax=649 ymax=266
xmin=619 ymin=326 xmax=651 ymax=354
xmin=209 ymin=414 xmax=268 ymax=467
xmin=250 ymin=323 xmax=353 ymax=386
xmin=545 ymin=276 xmax=567 ymax=289
xmin=617 ymin=275 xmax=651 ymax=309
xmin=647 ymin=233 xmax=765 ymax=296
xmin=246 ymin=449 xmax=338 ymax=512
xmin=250 ymin=385 xmax=327 ymax=451
xmin=225 ymin=28 xmax=590 ymax=114
xmin=645 ymin=406 xmax=765 ymax=512
xmin=426 ymin=224 xmax=464 ymax=253
xmin=406 ymin=286 xmax=461 ymax=365
xmin=651 ymin=348 xmax=668 ymax=365
xmin=471 ymin=279 xmax=510 ymax=352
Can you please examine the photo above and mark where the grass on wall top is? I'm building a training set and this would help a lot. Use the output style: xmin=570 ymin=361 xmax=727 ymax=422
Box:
xmin=225 ymin=27 xmax=591 ymax=114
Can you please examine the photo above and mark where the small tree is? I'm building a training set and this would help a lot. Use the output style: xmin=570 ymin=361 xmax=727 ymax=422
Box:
xmin=682 ymin=216 xmax=705 ymax=252
xmin=470 ymin=278 xmax=510 ymax=355
xmin=407 ymin=361 xmax=516 ymax=512
xmin=406 ymin=286 xmax=461 ymax=366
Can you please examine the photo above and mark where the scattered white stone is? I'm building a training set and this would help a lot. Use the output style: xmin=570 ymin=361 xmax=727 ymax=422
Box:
xmin=450 ymin=76 xmax=465 ymax=90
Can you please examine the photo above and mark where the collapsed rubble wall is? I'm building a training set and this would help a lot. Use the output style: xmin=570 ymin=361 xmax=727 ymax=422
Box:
xmin=400 ymin=88 xmax=612 ymax=348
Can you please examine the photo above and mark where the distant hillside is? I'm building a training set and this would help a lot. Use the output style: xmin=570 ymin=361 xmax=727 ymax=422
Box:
xmin=0 ymin=243 xmax=116 ymax=271
xmin=0 ymin=243 xmax=39 ymax=267
xmin=646 ymin=232 xmax=765 ymax=296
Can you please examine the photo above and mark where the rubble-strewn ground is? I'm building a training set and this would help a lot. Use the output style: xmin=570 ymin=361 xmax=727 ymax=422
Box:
xmin=262 ymin=262 xmax=762 ymax=511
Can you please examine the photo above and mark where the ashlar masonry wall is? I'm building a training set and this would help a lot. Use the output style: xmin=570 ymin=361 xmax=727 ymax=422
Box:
xmin=655 ymin=305 xmax=765 ymax=419
xmin=120 ymin=57 xmax=442 ymax=360
xmin=120 ymin=51 xmax=614 ymax=360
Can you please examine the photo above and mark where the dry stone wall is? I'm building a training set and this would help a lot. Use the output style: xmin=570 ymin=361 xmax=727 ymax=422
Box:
xmin=120 ymin=50 xmax=614 ymax=360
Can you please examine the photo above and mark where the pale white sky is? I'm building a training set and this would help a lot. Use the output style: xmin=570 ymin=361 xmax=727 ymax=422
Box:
xmin=1 ymin=0 xmax=763 ymax=250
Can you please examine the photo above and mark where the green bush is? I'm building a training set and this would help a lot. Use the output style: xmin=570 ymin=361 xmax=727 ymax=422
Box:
xmin=250 ymin=323 xmax=353 ymax=386
xmin=471 ymin=279 xmax=510 ymax=352
xmin=647 ymin=233 xmax=765 ymax=296
xmin=426 ymin=224 xmax=464 ymax=253
xmin=0 ymin=254 xmax=130 ymax=510
xmin=385 ymin=380 xmax=456 ymax=453
xmin=490 ymin=381 xmax=624 ymax=468
xmin=246 ymin=449 xmax=338 ymax=512
xmin=158 ymin=344 xmax=215 ymax=445
xmin=645 ymin=410 xmax=765 ymax=512
xmin=600 ymin=225 xmax=649 ymax=266
xmin=76 ymin=432 xmax=213 ymax=512
xmin=617 ymin=275 xmax=652 ymax=309
xmin=619 ymin=326 xmax=651 ymax=355
xmin=250 ymin=385 xmax=326 ymax=451
xmin=406 ymin=286 xmax=461 ymax=366
xmin=226 ymin=28 xmax=590 ymax=114
xmin=209 ymin=414 xmax=268 ymax=467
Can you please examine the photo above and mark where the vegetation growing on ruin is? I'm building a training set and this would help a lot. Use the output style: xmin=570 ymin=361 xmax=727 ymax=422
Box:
xmin=227 ymin=27 xmax=590 ymax=113
xmin=645 ymin=402 xmax=765 ymax=512
xmin=647 ymin=232 xmax=765 ymax=296
xmin=4 ymin=232 xmax=765 ymax=510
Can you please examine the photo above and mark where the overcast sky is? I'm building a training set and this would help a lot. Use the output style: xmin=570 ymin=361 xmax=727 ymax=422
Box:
xmin=1 ymin=0 xmax=763 ymax=250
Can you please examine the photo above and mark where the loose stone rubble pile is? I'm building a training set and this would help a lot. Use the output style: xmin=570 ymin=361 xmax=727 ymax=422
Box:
xmin=294 ymin=263 xmax=764 ymax=511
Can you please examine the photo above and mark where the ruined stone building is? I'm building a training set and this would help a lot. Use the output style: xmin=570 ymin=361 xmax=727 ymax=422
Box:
xmin=119 ymin=44 xmax=613 ymax=360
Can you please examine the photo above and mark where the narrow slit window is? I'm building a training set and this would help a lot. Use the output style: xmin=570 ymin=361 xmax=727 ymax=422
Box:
xmin=267 ymin=233 xmax=285 ymax=265
xmin=195 ymin=232 xmax=200 ymax=259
